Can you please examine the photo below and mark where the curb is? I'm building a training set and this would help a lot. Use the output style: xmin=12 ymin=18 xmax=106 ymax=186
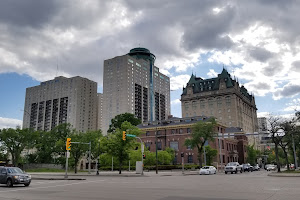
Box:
xmin=32 ymin=178 xmax=86 ymax=180
xmin=268 ymin=172 xmax=300 ymax=177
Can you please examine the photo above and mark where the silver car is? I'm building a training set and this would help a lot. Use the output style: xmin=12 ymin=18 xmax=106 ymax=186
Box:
xmin=225 ymin=162 xmax=243 ymax=174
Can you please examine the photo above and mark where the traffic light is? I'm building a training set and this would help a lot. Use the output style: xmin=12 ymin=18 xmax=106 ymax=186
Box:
xmin=122 ymin=131 xmax=126 ymax=141
xmin=143 ymin=154 xmax=146 ymax=159
xmin=66 ymin=138 xmax=71 ymax=150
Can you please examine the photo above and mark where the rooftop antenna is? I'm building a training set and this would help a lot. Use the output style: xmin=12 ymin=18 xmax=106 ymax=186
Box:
xmin=56 ymin=62 xmax=58 ymax=77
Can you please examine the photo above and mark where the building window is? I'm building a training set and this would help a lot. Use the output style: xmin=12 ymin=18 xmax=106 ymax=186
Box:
xmin=200 ymin=100 xmax=205 ymax=108
xmin=208 ymin=98 xmax=213 ymax=107
xmin=157 ymin=142 xmax=162 ymax=150
xmin=222 ymin=140 xmax=224 ymax=149
xmin=226 ymin=96 xmax=231 ymax=106
xmin=171 ymin=129 xmax=175 ymax=134
xmin=187 ymin=145 xmax=192 ymax=150
xmin=217 ymin=97 xmax=222 ymax=107
xmin=185 ymin=102 xmax=189 ymax=110
xmin=170 ymin=141 xmax=179 ymax=151
xmin=145 ymin=142 xmax=151 ymax=151
xmin=187 ymin=128 xmax=191 ymax=133
xmin=179 ymin=129 xmax=183 ymax=134
xmin=188 ymin=155 xmax=193 ymax=163
xmin=192 ymin=101 xmax=197 ymax=108
xmin=146 ymin=132 xmax=150 ymax=136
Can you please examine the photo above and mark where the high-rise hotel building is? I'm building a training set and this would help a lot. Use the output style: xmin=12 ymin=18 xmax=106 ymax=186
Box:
xmin=23 ymin=76 xmax=99 ymax=132
xmin=102 ymin=47 xmax=170 ymax=134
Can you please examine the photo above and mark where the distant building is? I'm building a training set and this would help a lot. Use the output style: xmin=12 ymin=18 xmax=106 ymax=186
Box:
xmin=257 ymin=117 xmax=273 ymax=151
xmin=97 ymin=93 xmax=103 ymax=131
xmin=23 ymin=76 xmax=99 ymax=132
xmin=102 ymin=47 xmax=170 ymax=134
xmin=181 ymin=69 xmax=258 ymax=147
xmin=138 ymin=116 xmax=248 ymax=165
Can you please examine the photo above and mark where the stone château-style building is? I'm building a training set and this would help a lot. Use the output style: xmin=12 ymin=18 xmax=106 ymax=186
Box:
xmin=181 ymin=69 xmax=258 ymax=146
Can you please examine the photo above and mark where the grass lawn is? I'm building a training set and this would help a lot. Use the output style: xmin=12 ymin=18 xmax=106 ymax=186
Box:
xmin=25 ymin=168 xmax=70 ymax=173
xmin=281 ymin=170 xmax=300 ymax=173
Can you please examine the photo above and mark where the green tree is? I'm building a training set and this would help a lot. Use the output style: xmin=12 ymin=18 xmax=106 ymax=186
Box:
xmin=205 ymin=145 xmax=217 ymax=166
xmin=106 ymin=121 xmax=141 ymax=174
xmin=108 ymin=113 xmax=141 ymax=133
xmin=247 ymin=145 xmax=257 ymax=165
xmin=268 ymin=116 xmax=284 ymax=172
xmin=184 ymin=118 xmax=217 ymax=168
xmin=0 ymin=128 xmax=38 ymax=167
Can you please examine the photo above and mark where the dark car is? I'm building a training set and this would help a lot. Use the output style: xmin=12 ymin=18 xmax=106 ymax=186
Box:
xmin=242 ymin=163 xmax=253 ymax=172
xmin=0 ymin=167 xmax=31 ymax=187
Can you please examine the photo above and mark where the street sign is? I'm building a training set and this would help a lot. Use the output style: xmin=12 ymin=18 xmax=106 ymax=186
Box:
xmin=66 ymin=151 xmax=70 ymax=158
xmin=141 ymin=143 xmax=144 ymax=153
xmin=126 ymin=134 xmax=136 ymax=137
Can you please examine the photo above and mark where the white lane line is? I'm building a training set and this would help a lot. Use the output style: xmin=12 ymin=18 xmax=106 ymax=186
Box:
xmin=0 ymin=179 xmax=106 ymax=193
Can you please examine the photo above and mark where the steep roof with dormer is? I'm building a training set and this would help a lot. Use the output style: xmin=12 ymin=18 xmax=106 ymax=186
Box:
xmin=182 ymin=68 xmax=254 ymax=102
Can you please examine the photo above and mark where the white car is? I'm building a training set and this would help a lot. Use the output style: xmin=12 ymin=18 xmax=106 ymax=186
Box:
xmin=266 ymin=164 xmax=276 ymax=171
xmin=199 ymin=166 xmax=216 ymax=175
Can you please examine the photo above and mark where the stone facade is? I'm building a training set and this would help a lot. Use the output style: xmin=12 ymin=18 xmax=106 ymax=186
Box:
xmin=181 ymin=69 xmax=258 ymax=146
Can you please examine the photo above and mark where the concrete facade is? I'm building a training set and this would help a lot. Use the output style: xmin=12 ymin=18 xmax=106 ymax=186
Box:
xmin=181 ymin=69 xmax=258 ymax=147
xmin=102 ymin=48 xmax=170 ymax=134
xmin=23 ymin=76 xmax=98 ymax=132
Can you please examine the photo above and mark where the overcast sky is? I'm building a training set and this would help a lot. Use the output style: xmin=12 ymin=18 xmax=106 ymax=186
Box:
xmin=0 ymin=0 xmax=300 ymax=128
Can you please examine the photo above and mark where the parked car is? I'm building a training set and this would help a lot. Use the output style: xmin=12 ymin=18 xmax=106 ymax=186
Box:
xmin=199 ymin=166 xmax=216 ymax=175
xmin=0 ymin=167 xmax=31 ymax=187
xmin=266 ymin=164 xmax=276 ymax=171
xmin=242 ymin=163 xmax=253 ymax=172
xmin=225 ymin=162 xmax=243 ymax=174
xmin=253 ymin=164 xmax=260 ymax=171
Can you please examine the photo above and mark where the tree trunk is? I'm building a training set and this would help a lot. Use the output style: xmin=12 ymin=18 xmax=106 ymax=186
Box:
xmin=198 ymin=152 xmax=203 ymax=168
xmin=283 ymin=148 xmax=290 ymax=171
xmin=119 ymin=161 xmax=122 ymax=174
xmin=275 ymin=144 xmax=281 ymax=172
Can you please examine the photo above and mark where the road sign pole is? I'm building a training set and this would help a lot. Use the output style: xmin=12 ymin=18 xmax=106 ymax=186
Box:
xmin=88 ymin=141 xmax=91 ymax=174
xmin=182 ymin=156 xmax=184 ymax=174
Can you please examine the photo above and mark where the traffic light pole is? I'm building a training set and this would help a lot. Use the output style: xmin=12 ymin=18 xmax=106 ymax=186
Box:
xmin=136 ymin=137 xmax=144 ymax=175
xmin=65 ymin=150 xmax=69 ymax=178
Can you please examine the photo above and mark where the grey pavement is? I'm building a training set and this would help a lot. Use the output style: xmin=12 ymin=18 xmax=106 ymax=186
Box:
xmin=0 ymin=170 xmax=299 ymax=200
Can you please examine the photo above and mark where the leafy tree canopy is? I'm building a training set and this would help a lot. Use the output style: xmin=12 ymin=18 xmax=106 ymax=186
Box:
xmin=108 ymin=113 xmax=141 ymax=133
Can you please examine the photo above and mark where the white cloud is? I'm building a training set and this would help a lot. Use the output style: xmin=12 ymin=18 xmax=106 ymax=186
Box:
xmin=283 ymin=98 xmax=300 ymax=112
xmin=257 ymin=112 xmax=270 ymax=118
xmin=170 ymin=74 xmax=190 ymax=91
xmin=171 ymin=99 xmax=181 ymax=105
xmin=0 ymin=117 xmax=22 ymax=129
xmin=207 ymin=69 xmax=218 ymax=78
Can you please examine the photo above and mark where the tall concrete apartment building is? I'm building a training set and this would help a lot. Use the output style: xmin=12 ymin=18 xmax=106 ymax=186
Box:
xmin=181 ymin=69 xmax=258 ymax=145
xmin=23 ymin=76 xmax=99 ymax=132
xmin=102 ymin=47 xmax=170 ymax=134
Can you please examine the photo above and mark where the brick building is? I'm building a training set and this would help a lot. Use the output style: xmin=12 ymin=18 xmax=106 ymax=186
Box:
xmin=138 ymin=116 xmax=248 ymax=165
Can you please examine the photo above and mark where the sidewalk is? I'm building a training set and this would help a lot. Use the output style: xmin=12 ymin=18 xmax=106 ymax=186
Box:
xmin=29 ymin=170 xmax=200 ymax=180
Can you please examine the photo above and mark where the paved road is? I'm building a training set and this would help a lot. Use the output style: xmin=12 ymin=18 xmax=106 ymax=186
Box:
xmin=0 ymin=170 xmax=299 ymax=200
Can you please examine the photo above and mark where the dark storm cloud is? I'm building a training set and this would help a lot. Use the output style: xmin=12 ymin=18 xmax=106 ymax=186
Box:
xmin=0 ymin=0 xmax=300 ymax=89
xmin=291 ymin=61 xmax=300 ymax=72
xmin=0 ymin=0 xmax=58 ymax=28
xmin=263 ymin=61 xmax=283 ymax=76
xmin=274 ymin=84 xmax=300 ymax=98
xmin=181 ymin=5 xmax=235 ymax=51
xmin=250 ymin=82 xmax=271 ymax=90
xmin=248 ymin=47 xmax=275 ymax=62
